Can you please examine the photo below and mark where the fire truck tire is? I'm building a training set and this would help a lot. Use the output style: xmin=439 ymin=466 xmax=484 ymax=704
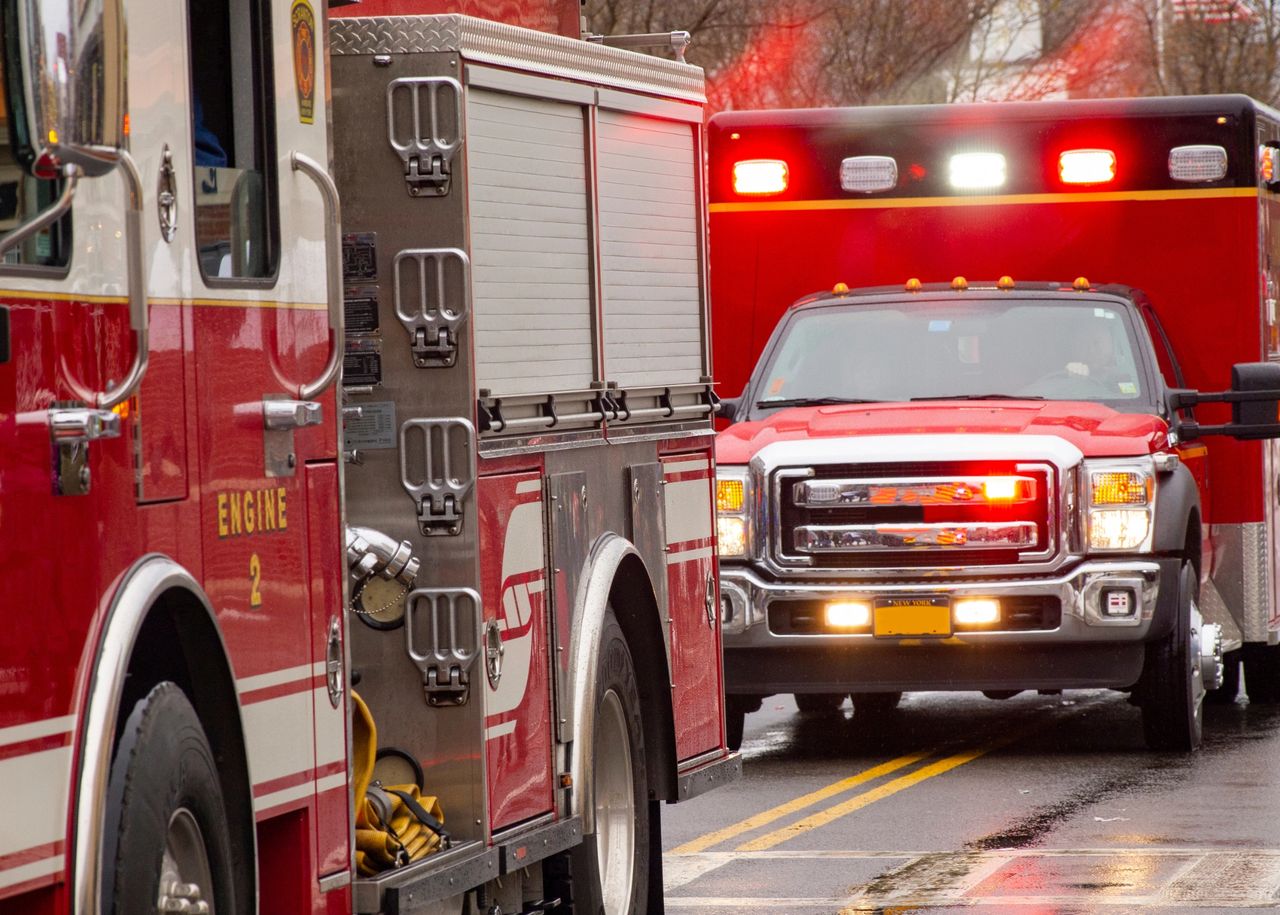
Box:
xmin=1206 ymin=649 xmax=1241 ymax=705
xmin=1139 ymin=562 xmax=1204 ymax=752
xmin=1243 ymin=644 xmax=1280 ymax=703
xmin=794 ymin=692 xmax=845 ymax=714
xmin=851 ymin=692 xmax=902 ymax=716
xmin=102 ymin=682 xmax=238 ymax=915
xmin=724 ymin=695 xmax=760 ymax=751
xmin=551 ymin=609 xmax=649 ymax=915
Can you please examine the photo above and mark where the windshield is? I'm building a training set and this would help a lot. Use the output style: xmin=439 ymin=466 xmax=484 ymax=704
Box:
xmin=751 ymin=297 xmax=1154 ymax=415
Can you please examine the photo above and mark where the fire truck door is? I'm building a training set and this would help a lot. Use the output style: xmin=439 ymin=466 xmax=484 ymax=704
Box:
xmin=479 ymin=471 xmax=556 ymax=831
xmin=662 ymin=452 xmax=723 ymax=759
xmin=185 ymin=0 xmax=342 ymax=871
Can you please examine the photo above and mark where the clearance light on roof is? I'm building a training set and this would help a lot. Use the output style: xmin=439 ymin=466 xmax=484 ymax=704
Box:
xmin=841 ymin=155 xmax=898 ymax=193
xmin=949 ymin=152 xmax=1006 ymax=190
xmin=733 ymin=159 xmax=788 ymax=195
xmin=1170 ymin=144 xmax=1228 ymax=182
xmin=1059 ymin=149 xmax=1116 ymax=185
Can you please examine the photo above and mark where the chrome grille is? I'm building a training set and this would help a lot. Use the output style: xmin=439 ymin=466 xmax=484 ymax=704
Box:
xmin=775 ymin=461 xmax=1055 ymax=570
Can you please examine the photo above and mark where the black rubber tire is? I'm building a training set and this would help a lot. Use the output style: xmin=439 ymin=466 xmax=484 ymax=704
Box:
xmin=1140 ymin=562 xmax=1203 ymax=752
xmin=725 ymin=704 xmax=746 ymax=752
xmin=851 ymin=692 xmax=902 ymax=716
xmin=553 ymin=609 xmax=649 ymax=915
xmin=1244 ymin=644 xmax=1280 ymax=704
xmin=102 ymin=682 xmax=238 ymax=915
xmin=1206 ymin=649 xmax=1242 ymax=705
xmin=794 ymin=692 xmax=845 ymax=714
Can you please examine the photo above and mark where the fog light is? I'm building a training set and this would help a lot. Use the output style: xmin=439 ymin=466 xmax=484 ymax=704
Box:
xmin=1102 ymin=588 xmax=1135 ymax=617
xmin=955 ymin=598 xmax=999 ymax=626
xmin=717 ymin=516 xmax=747 ymax=558
xmin=824 ymin=601 xmax=871 ymax=629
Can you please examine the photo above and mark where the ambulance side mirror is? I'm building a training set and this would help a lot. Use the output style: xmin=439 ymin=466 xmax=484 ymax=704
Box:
xmin=1171 ymin=362 xmax=1280 ymax=441
xmin=4 ymin=0 xmax=128 ymax=179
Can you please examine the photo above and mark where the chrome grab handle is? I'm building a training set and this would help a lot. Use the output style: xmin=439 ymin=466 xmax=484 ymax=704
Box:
xmin=263 ymin=398 xmax=323 ymax=430
xmin=50 ymin=408 xmax=121 ymax=443
xmin=96 ymin=149 xmax=149 ymax=409
xmin=290 ymin=151 xmax=343 ymax=400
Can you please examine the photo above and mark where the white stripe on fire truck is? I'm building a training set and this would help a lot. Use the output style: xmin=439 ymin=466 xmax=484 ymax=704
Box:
xmin=242 ymin=689 xmax=316 ymax=790
xmin=485 ymin=720 xmax=518 ymax=741
xmin=0 ymin=715 xmax=74 ymax=749
xmin=665 ymin=478 xmax=714 ymax=546
xmin=254 ymin=772 xmax=347 ymax=815
xmin=515 ymin=479 xmax=543 ymax=495
xmin=667 ymin=546 xmax=715 ymax=566
xmin=0 ymin=746 xmax=72 ymax=858
xmin=236 ymin=662 xmax=325 ymax=696
xmin=0 ymin=853 xmax=64 ymax=892
xmin=665 ymin=458 xmax=710 ymax=476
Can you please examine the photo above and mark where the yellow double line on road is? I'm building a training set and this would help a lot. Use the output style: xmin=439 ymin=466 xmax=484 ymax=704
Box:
xmin=672 ymin=702 xmax=1090 ymax=855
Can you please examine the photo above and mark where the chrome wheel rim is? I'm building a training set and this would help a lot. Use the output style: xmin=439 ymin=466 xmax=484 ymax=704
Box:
xmin=157 ymin=807 xmax=214 ymax=915
xmin=1189 ymin=596 xmax=1206 ymax=729
xmin=595 ymin=689 xmax=636 ymax=915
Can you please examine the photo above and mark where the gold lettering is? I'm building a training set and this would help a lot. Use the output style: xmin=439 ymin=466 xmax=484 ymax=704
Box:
xmin=217 ymin=493 xmax=229 ymax=538
xmin=244 ymin=491 xmax=256 ymax=534
xmin=263 ymin=488 xmax=276 ymax=530
xmin=230 ymin=492 xmax=242 ymax=535
xmin=278 ymin=487 xmax=288 ymax=529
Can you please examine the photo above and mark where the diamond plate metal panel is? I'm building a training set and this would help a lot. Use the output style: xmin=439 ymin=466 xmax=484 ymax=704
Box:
xmin=330 ymin=14 xmax=705 ymax=102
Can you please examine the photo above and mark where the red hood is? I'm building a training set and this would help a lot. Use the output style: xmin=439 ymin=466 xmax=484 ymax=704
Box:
xmin=716 ymin=400 xmax=1169 ymax=464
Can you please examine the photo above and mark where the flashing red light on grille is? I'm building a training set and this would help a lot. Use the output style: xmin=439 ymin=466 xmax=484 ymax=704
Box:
xmin=733 ymin=159 xmax=788 ymax=195
xmin=982 ymin=478 xmax=1020 ymax=501
xmin=1059 ymin=149 xmax=1116 ymax=185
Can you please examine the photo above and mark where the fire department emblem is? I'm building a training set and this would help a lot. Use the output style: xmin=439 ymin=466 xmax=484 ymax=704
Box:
xmin=291 ymin=0 xmax=316 ymax=124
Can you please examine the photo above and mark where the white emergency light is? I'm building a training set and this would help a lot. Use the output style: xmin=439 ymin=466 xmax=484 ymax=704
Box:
xmin=841 ymin=156 xmax=898 ymax=193
xmin=1169 ymin=145 xmax=1228 ymax=182
xmin=949 ymin=152 xmax=1006 ymax=190
xmin=1059 ymin=149 xmax=1116 ymax=185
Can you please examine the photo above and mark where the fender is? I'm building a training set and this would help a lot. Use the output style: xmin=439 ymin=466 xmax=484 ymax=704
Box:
xmin=72 ymin=554 xmax=254 ymax=915
xmin=567 ymin=533 xmax=661 ymax=834
xmin=1152 ymin=462 xmax=1201 ymax=558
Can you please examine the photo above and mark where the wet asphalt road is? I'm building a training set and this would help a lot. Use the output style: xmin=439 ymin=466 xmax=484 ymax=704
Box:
xmin=660 ymin=689 xmax=1280 ymax=913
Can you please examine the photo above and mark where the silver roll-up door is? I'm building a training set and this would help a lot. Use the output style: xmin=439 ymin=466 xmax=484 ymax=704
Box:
xmin=466 ymin=89 xmax=594 ymax=396
xmin=597 ymin=110 xmax=703 ymax=389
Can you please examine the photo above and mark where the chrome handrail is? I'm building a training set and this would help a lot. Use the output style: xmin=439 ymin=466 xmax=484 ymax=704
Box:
xmin=291 ymin=151 xmax=343 ymax=400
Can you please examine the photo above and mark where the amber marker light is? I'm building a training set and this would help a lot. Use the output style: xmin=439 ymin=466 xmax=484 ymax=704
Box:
xmin=732 ymin=158 xmax=789 ymax=195
xmin=832 ymin=282 xmax=850 ymax=295
xmin=1059 ymin=149 xmax=1116 ymax=185
xmin=905 ymin=277 xmax=922 ymax=292
xmin=716 ymin=478 xmax=745 ymax=513
xmin=951 ymin=276 xmax=968 ymax=291
xmin=997 ymin=275 xmax=1015 ymax=290
xmin=1073 ymin=276 xmax=1091 ymax=291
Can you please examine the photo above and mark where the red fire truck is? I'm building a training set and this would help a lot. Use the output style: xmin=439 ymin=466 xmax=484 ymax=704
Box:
xmin=0 ymin=1 xmax=734 ymax=913
xmin=707 ymin=95 xmax=1280 ymax=752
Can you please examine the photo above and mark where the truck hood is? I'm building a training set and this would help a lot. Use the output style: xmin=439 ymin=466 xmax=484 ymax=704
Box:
xmin=716 ymin=400 xmax=1169 ymax=465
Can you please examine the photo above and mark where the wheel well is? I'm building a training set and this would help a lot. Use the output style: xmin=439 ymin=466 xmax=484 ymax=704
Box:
xmin=608 ymin=553 xmax=677 ymax=802
xmin=116 ymin=588 xmax=255 ymax=915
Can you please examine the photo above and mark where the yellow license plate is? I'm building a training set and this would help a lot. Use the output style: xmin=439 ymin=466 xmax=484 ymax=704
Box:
xmin=873 ymin=599 xmax=951 ymax=637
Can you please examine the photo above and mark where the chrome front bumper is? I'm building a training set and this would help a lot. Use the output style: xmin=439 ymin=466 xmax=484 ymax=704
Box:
xmin=720 ymin=559 xmax=1166 ymax=645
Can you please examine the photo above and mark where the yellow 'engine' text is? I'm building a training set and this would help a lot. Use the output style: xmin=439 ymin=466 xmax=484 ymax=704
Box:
xmin=216 ymin=487 xmax=289 ymax=538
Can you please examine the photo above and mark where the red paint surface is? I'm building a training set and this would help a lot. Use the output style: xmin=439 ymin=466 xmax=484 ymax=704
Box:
xmin=478 ymin=471 xmax=555 ymax=832
xmin=709 ymin=196 xmax=1265 ymax=521
xmin=662 ymin=452 xmax=723 ymax=760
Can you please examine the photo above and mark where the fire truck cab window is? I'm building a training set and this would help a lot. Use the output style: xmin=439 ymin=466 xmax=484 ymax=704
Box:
xmin=755 ymin=300 xmax=1150 ymax=415
xmin=187 ymin=0 xmax=278 ymax=281
xmin=0 ymin=46 xmax=70 ymax=270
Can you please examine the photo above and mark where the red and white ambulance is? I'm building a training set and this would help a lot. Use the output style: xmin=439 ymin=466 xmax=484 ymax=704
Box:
xmin=708 ymin=95 xmax=1280 ymax=752
xmin=0 ymin=1 xmax=734 ymax=913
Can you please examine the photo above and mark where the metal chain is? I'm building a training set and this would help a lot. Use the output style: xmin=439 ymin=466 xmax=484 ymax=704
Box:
xmin=349 ymin=577 xmax=411 ymax=618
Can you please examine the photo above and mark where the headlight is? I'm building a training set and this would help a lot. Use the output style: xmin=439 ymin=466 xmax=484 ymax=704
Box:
xmin=1084 ymin=460 xmax=1154 ymax=552
xmin=716 ymin=467 xmax=752 ymax=559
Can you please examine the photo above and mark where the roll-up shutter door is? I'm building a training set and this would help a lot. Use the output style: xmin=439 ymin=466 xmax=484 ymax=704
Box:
xmin=597 ymin=111 xmax=703 ymax=389
xmin=467 ymin=89 xmax=594 ymax=396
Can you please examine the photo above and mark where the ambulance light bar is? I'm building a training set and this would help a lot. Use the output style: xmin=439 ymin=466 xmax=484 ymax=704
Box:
xmin=949 ymin=152 xmax=1006 ymax=190
xmin=841 ymin=155 xmax=898 ymax=193
xmin=1170 ymin=145 xmax=1228 ymax=182
xmin=1059 ymin=149 xmax=1116 ymax=185
xmin=733 ymin=159 xmax=788 ymax=195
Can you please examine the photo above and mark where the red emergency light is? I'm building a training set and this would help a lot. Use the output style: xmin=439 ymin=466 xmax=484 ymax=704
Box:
xmin=733 ymin=159 xmax=789 ymax=195
xmin=1059 ymin=149 xmax=1116 ymax=185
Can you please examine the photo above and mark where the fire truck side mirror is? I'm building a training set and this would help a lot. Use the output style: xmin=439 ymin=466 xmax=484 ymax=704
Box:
xmin=6 ymin=0 xmax=128 ymax=179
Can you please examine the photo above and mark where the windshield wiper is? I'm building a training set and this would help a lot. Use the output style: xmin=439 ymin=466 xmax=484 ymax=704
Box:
xmin=756 ymin=396 xmax=882 ymax=409
xmin=909 ymin=393 xmax=1046 ymax=402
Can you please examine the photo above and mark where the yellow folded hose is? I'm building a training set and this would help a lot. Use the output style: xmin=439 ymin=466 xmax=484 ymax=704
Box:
xmin=351 ymin=690 xmax=448 ymax=876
